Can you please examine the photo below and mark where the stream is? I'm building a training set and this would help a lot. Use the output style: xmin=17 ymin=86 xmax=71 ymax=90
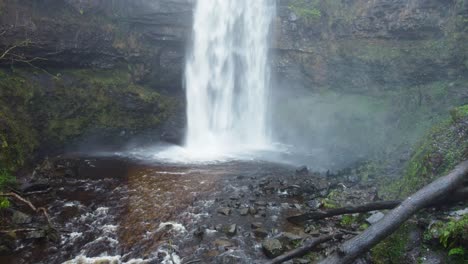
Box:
xmin=2 ymin=154 xmax=325 ymax=264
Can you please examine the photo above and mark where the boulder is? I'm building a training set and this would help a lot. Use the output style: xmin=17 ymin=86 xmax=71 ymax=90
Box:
xmin=262 ymin=238 xmax=285 ymax=258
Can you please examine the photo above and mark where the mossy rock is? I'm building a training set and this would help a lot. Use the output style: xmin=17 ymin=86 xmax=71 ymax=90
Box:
xmin=0 ymin=67 xmax=179 ymax=171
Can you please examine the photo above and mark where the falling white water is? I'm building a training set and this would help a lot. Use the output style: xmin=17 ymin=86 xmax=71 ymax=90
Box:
xmin=184 ymin=0 xmax=276 ymax=158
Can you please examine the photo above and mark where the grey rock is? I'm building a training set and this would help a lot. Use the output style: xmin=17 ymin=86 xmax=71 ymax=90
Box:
xmin=262 ymin=238 xmax=285 ymax=258
xmin=251 ymin=222 xmax=263 ymax=229
xmin=306 ymin=199 xmax=321 ymax=210
xmin=366 ymin=212 xmax=385 ymax=224
xmin=214 ymin=239 xmax=234 ymax=250
xmin=12 ymin=210 xmax=32 ymax=225
xmin=217 ymin=207 xmax=231 ymax=216
xmin=239 ymin=208 xmax=249 ymax=216
xmin=248 ymin=207 xmax=257 ymax=215
xmin=253 ymin=228 xmax=269 ymax=238
xmin=450 ymin=207 xmax=468 ymax=217
xmin=223 ymin=224 xmax=237 ymax=236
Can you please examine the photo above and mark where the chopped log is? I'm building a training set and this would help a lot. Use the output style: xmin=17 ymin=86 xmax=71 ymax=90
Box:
xmin=318 ymin=159 xmax=468 ymax=264
xmin=266 ymin=234 xmax=338 ymax=264
xmin=287 ymin=200 xmax=401 ymax=224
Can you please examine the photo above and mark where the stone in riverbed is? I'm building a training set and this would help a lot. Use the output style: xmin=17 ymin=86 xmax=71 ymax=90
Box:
xmin=217 ymin=207 xmax=231 ymax=216
xmin=251 ymin=222 xmax=263 ymax=229
xmin=253 ymin=228 xmax=269 ymax=238
xmin=262 ymin=238 xmax=285 ymax=258
xmin=239 ymin=208 xmax=249 ymax=216
xmin=248 ymin=206 xmax=257 ymax=215
xmin=214 ymin=239 xmax=235 ymax=250
xmin=224 ymin=224 xmax=237 ymax=236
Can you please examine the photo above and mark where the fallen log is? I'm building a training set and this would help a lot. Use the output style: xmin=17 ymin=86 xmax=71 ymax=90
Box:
xmin=288 ymin=183 xmax=468 ymax=225
xmin=318 ymin=159 xmax=468 ymax=264
xmin=266 ymin=234 xmax=338 ymax=264
xmin=287 ymin=200 xmax=400 ymax=224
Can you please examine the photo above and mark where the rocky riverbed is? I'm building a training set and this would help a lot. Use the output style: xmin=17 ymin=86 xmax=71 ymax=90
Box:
xmin=0 ymin=154 xmax=466 ymax=264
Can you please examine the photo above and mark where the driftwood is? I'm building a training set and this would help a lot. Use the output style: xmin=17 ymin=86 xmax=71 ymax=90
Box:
xmin=266 ymin=234 xmax=338 ymax=264
xmin=318 ymin=159 xmax=468 ymax=264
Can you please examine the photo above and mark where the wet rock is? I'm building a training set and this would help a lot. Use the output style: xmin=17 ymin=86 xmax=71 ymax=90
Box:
xmin=255 ymin=201 xmax=267 ymax=207
xmin=239 ymin=208 xmax=249 ymax=216
xmin=420 ymin=251 xmax=446 ymax=264
xmin=293 ymin=259 xmax=310 ymax=264
xmin=295 ymin=166 xmax=309 ymax=176
xmin=215 ymin=253 xmax=244 ymax=264
xmin=262 ymin=238 xmax=285 ymax=258
xmin=224 ymin=224 xmax=237 ymax=236
xmin=248 ymin=207 xmax=257 ymax=215
xmin=306 ymin=199 xmax=321 ymax=210
xmin=12 ymin=210 xmax=32 ymax=225
xmin=26 ymin=229 xmax=47 ymax=240
xmin=194 ymin=226 xmax=205 ymax=238
xmin=217 ymin=207 xmax=232 ymax=216
xmin=214 ymin=239 xmax=235 ymax=250
xmin=366 ymin=212 xmax=385 ymax=224
xmin=251 ymin=222 xmax=263 ymax=229
xmin=21 ymin=181 xmax=50 ymax=193
xmin=253 ymin=228 xmax=269 ymax=239
xmin=0 ymin=233 xmax=16 ymax=255
xmin=280 ymin=232 xmax=302 ymax=242
xmin=450 ymin=207 xmax=468 ymax=217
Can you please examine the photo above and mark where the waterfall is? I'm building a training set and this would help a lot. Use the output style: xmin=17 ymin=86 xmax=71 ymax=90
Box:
xmin=185 ymin=0 xmax=275 ymax=157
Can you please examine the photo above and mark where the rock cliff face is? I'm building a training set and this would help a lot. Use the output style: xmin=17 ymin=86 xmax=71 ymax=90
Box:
xmin=0 ymin=0 xmax=467 ymax=168
xmin=271 ymin=0 xmax=467 ymax=167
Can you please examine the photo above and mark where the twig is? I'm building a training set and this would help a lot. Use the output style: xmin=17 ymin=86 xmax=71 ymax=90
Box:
xmin=0 ymin=192 xmax=55 ymax=228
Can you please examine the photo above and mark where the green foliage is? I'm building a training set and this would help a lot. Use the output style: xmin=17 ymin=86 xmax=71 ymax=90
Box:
xmin=321 ymin=198 xmax=338 ymax=209
xmin=0 ymin=198 xmax=10 ymax=209
xmin=449 ymin=247 xmax=465 ymax=257
xmin=0 ymin=169 xmax=15 ymax=209
xmin=371 ymin=224 xmax=411 ymax=264
xmin=0 ymin=168 xmax=15 ymax=189
xmin=435 ymin=216 xmax=468 ymax=262
xmin=0 ymin=71 xmax=39 ymax=171
xmin=288 ymin=0 xmax=321 ymax=23
xmin=438 ymin=216 xmax=468 ymax=249
xmin=385 ymin=104 xmax=468 ymax=198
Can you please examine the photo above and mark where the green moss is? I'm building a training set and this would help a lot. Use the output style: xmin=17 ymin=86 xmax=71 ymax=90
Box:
xmin=371 ymin=224 xmax=411 ymax=264
xmin=385 ymin=104 xmax=468 ymax=198
xmin=450 ymin=105 xmax=468 ymax=121
xmin=30 ymin=68 xmax=176 ymax=144
xmin=0 ymin=71 xmax=39 ymax=171
xmin=0 ymin=67 xmax=178 ymax=171
xmin=289 ymin=0 xmax=322 ymax=23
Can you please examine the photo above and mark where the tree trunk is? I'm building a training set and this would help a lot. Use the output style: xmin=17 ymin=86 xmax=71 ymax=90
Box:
xmin=318 ymin=159 xmax=468 ymax=264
